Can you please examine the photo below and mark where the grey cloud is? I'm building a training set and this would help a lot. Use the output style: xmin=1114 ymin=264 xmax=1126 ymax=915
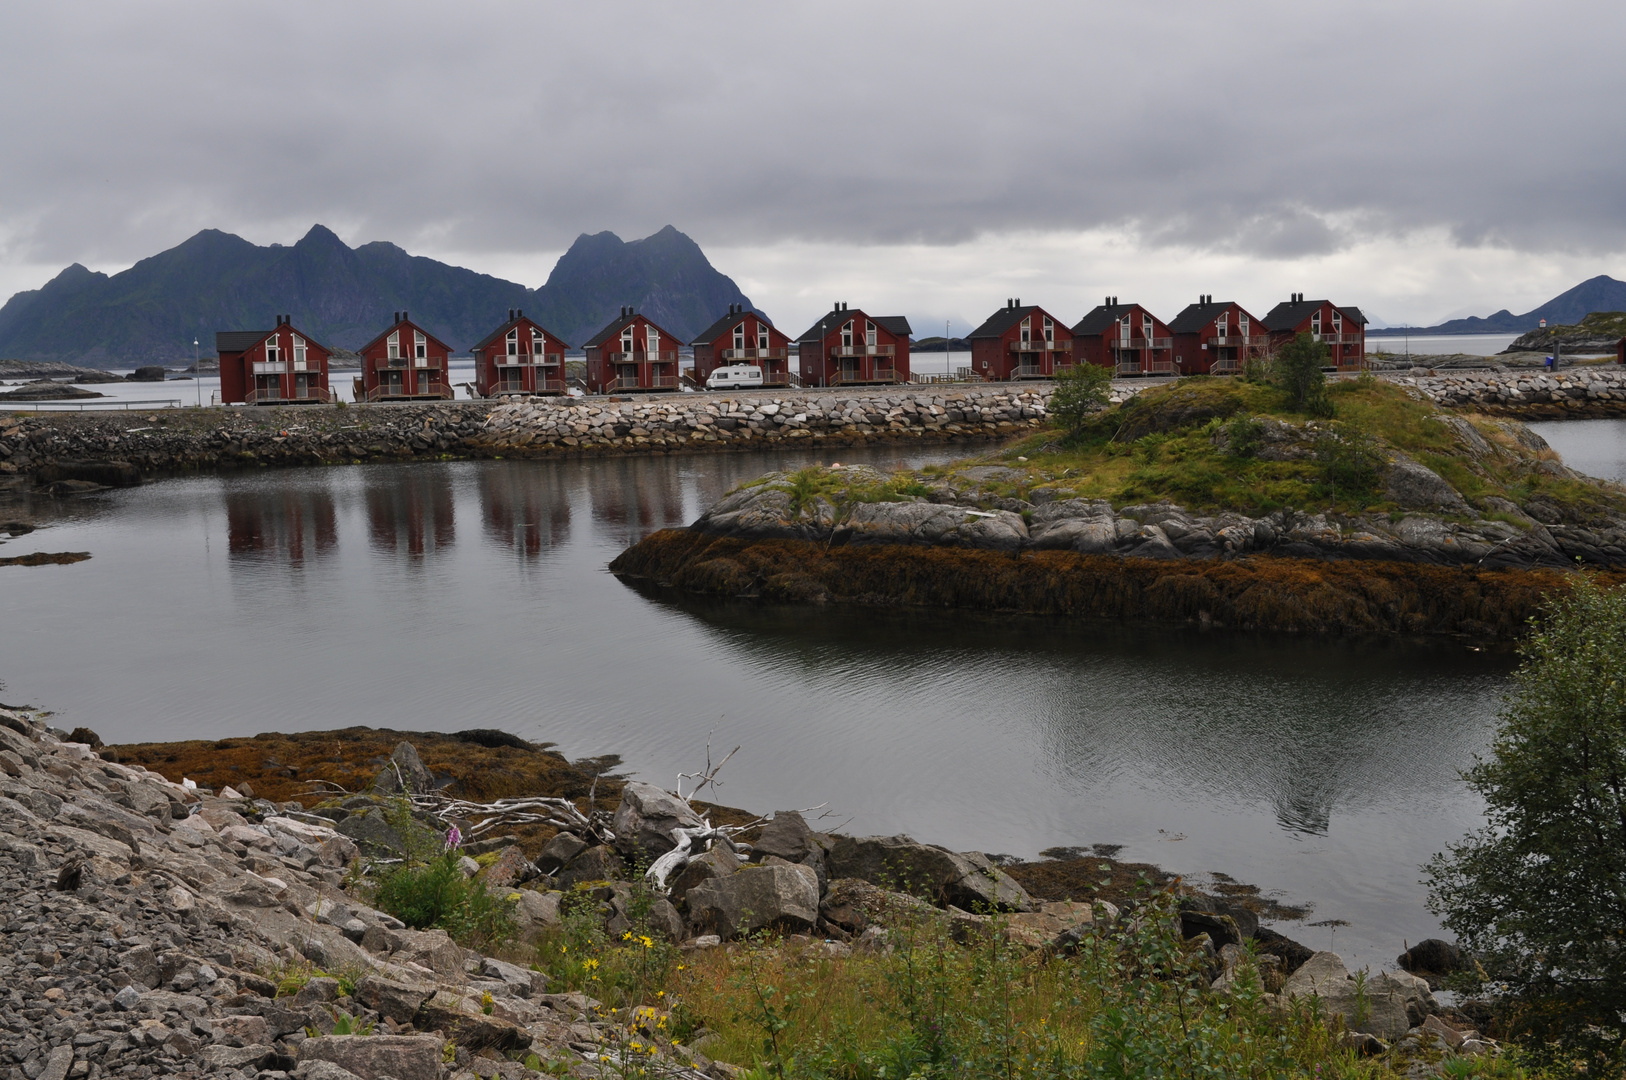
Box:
xmin=0 ymin=1 xmax=1623 ymax=276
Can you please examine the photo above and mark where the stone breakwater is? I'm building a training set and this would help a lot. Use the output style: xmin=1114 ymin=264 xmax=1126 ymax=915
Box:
xmin=0 ymin=387 xmax=1048 ymax=485
xmin=1392 ymin=366 xmax=1626 ymax=418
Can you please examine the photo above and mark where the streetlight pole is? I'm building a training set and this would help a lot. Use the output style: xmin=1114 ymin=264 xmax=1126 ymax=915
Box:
xmin=193 ymin=338 xmax=201 ymax=406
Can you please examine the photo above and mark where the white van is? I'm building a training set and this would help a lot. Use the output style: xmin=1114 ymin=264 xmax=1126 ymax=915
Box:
xmin=706 ymin=363 xmax=764 ymax=391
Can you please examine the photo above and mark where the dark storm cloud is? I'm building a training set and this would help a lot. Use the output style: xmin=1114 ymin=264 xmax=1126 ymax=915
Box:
xmin=1 ymin=0 xmax=1623 ymax=275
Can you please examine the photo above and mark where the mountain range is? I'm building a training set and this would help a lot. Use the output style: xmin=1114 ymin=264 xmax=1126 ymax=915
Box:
xmin=0 ymin=225 xmax=756 ymax=366
xmin=1367 ymin=274 xmax=1626 ymax=336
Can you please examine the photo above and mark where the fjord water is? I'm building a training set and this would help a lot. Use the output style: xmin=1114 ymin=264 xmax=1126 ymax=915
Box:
xmin=1 ymin=445 xmax=1515 ymax=969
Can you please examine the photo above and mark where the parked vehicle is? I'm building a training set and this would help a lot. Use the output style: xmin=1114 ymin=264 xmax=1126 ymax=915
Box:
xmin=707 ymin=363 xmax=765 ymax=390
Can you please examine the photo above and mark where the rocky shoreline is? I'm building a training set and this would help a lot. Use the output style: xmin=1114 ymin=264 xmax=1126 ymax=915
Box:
xmin=0 ymin=710 xmax=1491 ymax=1079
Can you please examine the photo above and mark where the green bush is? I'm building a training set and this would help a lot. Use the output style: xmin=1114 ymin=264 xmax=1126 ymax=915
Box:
xmin=1312 ymin=422 xmax=1384 ymax=501
xmin=372 ymin=850 xmax=517 ymax=951
xmin=1049 ymin=362 xmax=1114 ymax=438
xmin=1274 ymin=332 xmax=1333 ymax=416
xmin=1223 ymin=415 xmax=1265 ymax=458
xmin=1426 ymin=579 xmax=1626 ymax=1069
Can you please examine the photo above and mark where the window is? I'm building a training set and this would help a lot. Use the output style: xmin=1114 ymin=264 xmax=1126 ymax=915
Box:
xmin=1239 ymin=313 xmax=1249 ymax=339
xmin=621 ymin=326 xmax=635 ymax=355
xmin=293 ymin=336 xmax=307 ymax=366
xmin=265 ymin=336 xmax=280 ymax=364
xmin=1214 ymin=312 xmax=1227 ymax=338
xmin=414 ymin=331 xmax=426 ymax=360
xmin=1311 ymin=311 xmax=1322 ymax=336
xmin=1142 ymin=314 xmax=1153 ymax=341
xmin=531 ymin=328 xmax=544 ymax=355
xmin=1020 ymin=316 xmax=1031 ymax=344
xmin=757 ymin=322 xmax=769 ymax=350
xmin=733 ymin=322 xmax=745 ymax=351
xmin=841 ymin=321 xmax=853 ymax=349
xmin=647 ymin=328 xmax=660 ymax=358
xmin=865 ymin=321 xmax=877 ymax=348
xmin=387 ymin=331 xmax=400 ymax=360
xmin=506 ymin=329 xmax=519 ymax=357
xmin=1332 ymin=311 xmax=1342 ymax=336
xmin=1043 ymin=316 xmax=1054 ymax=344
xmin=1119 ymin=314 xmax=1132 ymax=342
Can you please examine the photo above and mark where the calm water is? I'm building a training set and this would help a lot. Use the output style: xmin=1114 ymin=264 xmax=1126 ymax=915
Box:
xmin=0 ymin=443 xmax=1522 ymax=969
xmin=1366 ymin=333 xmax=1520 ymax=356
xmin=1529 ymin=419 xmax=1626 ymax=481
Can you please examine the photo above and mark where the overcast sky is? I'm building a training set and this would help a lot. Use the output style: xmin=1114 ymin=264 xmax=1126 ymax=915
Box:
xmin=2 ymin=1 xmax=1623 ymax=332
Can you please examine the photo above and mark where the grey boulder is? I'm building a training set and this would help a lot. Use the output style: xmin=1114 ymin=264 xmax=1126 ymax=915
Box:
xmin=825 ymin=834 xmax=1035 ymax=913
xmin=686 ymin=863 xmax=820 ymax=939
xmin=611 ymin=782 xmax=706 ymax=861
xmin=369 ymin=741 xmax=435 ymax=796
xmin=296 ymin=1034 xmax=445 ymax=1080
xmin=1280 ymin=952 xmax=1437 ymax=1039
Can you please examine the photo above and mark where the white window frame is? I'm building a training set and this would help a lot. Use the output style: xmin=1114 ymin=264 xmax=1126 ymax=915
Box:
xmin=387 ymin=331 xmax=400 ymax=360
xmin=841 ymin=321 xmax=853 ymax=349
xmin=414 ymin=331 xmax=427 ymax=360
xmin=531 ymin=328 xmax=545 ymax=355
xmin=506 ymin=328 xmax=519 ymax=357
xmin=265 ymin=335 xmax=280 ymax=364
xmin=621 ymin=326 xmax=635 ymax=355
xmin=1019 ymin=316 xmax=1031 ymax=344
xmin=733 ymin=322 xmax=746 ymax=351
xmin=865 ymin=321 xmax=877 ymax=348
xmin=1142 ymin=314 xmax=1153 ymax=341
xmin=647 ymin=328 xmax=660 ymax=359
xmin=292 ymin=336 xmax=307 ymax=368
xmin=1043 ymin=316 xmax=1054 ymax=344
xmin=757 ymin=322 xmax=770 ymax=350
xmin=1311 ymin=311 xmax=1322 ymax=335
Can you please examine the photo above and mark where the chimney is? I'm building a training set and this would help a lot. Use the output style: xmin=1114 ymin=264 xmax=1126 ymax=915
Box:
xmin=402 ymin=311 xmax=408 ymax=323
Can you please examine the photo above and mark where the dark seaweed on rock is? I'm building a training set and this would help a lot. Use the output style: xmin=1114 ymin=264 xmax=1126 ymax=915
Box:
xmin=610 ymin=529 xmax=1626 ymax=639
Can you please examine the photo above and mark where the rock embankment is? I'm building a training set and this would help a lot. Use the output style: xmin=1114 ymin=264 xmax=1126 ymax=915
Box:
xmin=1393 ymin=366 xmax=1626 ymax=418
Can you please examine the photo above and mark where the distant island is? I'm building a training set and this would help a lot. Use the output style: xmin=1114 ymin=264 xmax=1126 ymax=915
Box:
xmin=1369 ymin=274 xmax=1626 ymax=336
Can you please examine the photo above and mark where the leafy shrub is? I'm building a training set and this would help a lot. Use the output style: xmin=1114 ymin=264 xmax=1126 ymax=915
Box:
xmin=1426 ymin=579 xmax=1626 ymax=1069
xmin=1274 ymin=332 xmax=1333 ymax=416
xmin=1048 ymin=362 xmax=1114 ymax=438
xmin=1223 ymin=415 xmax=1265 ymax=458
xmin=372 ymin=850 xmax=517 ymax=951
xmin=1312 ymin=422 xmax=1384 ymax=500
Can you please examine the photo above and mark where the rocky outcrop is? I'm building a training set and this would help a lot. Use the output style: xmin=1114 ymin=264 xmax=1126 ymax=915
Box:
xmin=825 ymin=835 xmax=1035 ymax=913
xmin=1279 ymin=951 xmax=1438 ymax=1041
xmin=686 ymin=863 xmax=821 ymax=938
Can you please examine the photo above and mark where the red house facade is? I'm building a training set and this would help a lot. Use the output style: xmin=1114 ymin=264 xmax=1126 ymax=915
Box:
xmin=1071 ymin=299 xmax=1174 ymax=375
xmin=691 ymin=304 xmax=794 ymax=387
xmin=583 ymin=308 xmax=681 ymax=393
xmin=1261 ymin=294 xmax=1368 ymax=371
xmin=1168 ymin=297 xmax=1268 ymax=375
xmin=471 ymin=310 xmax=569 ymax=397
xmin=967 ymin=300 xmax=1074 ymax=380
xmin=216 ymin=316 xmax=335 ymax=405
xmin=795 ymin=303 xmax=911 ymax=387
xmin=353 ymin=312 xmax=455 ymax=402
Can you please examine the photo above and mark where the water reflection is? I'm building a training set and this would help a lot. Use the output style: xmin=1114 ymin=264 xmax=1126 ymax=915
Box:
xmin=365 ymin=466 xmax=455 ymax=558
xmin=629 ymin=590 xmax=1507 ymax=837
xmin=587 ymin=457 xmax=689 ymax=545
xmin=478 ymin=464 xmax=572 ymax=557
xmin=226 ymin=488 xmax=337 ymax=564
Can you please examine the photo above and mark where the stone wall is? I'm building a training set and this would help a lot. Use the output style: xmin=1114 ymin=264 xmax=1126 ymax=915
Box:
xmin=1388 ymin=366 xmax=1626 ymax=417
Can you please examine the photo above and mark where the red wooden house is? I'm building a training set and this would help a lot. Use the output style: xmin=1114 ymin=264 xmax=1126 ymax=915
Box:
xmin=967 ymin=300 xmax=1074 ymax=380
xmin=1261 ymin=294 xmax=1368 ymax=370
xmin=691 ymin=304 xmax=794 ymax=387
xmin=1168 ymin=296 xmax=1268 ymax=375
xmin=471 ymin=309 xmax=569 ymax=397
xmin=353 ymin=312 xmax=455 ymax=402
xmin=583 ymin=307 xmax=682 ymax=393
xmin=215 ymin=316 xmax=335 ymax=405
xmin=795 ymin=303 xmax=912 ymax=387
xmin=1071 ymin=298 xmax=1174 ymax=375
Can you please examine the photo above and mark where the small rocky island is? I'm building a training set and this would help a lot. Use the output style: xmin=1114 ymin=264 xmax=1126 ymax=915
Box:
xmin=613 ymin=376 xmax=1626 ymax=638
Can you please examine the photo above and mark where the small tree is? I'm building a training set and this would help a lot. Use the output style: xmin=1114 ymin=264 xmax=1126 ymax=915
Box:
xmin=1274 ymin=332 xmax=1332 ymax=415
xmin=1048 ymin=361 xmax=1114 ymax=438
xmin=1425 ymin=580 xmax=1626 ymax=1064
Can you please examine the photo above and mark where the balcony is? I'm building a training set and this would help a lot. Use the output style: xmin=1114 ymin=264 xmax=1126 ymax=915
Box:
xmin=1209 ymin=335 xmax=1270 ymax=348
xmin=829 ymin=344 xmax=895 ymax=358
xmin=1010 ymin=339 xmax=1071 ymax=353
xmin=605 ymin=351 xmax=679 ymax=364
xmin=1313 ymin=333 xmax=1360 ymax=345
xmin=365 ymin=382 xmax=454 ymax=402
xmin=1110 ymin=337 xmax=1172 ymax=351
xmin=602 ymin=374 xmax=679 ymax=392
xmin=244 ymin=386 xmax=335 ymax=405
xmin=1012 ymin=364 xmax=1050 ymax=379
xmin=252 ymin=361 xmax=286 ymax=375
xmin=496 ymin=352 xmax=565 ymax=367
xmin=721 ymin=347 xmax=788 ymax=361
xmin=830 ymin=366 xmax=899 ymax=386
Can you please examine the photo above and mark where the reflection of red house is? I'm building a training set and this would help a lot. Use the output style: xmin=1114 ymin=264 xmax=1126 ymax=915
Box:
xmin=795 ymin=303 xmax=911 ymax=387
xmin=353 ymin=312 xmax=455 ymax=402
xmin=1071 ymin=299 xmax=1174 ymax=376
xmin=216 ymin=316 xmax=335 ymax=404
xmin=583 ymin=308 xmax=681 ymax=393
xmin=471 ymin=310 xmax=569 ymax=398
xmin=691 ymin=304 xmax=793 ymax=387
xmin=1618 ymin=336 xmax=1625 ymax=365
xmin=967 ymin=301 xmax=1074 ymax=380
xmin=1168 ymin=297 xmax=1268 ymax=375
xmin=1261 ymin=294 xmax=1368 ymax=371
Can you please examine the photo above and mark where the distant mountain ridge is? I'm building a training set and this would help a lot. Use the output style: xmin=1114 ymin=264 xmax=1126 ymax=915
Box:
xmin=1368 ymin=274 xmax=1626 ymax=336
xmin=0 ymin=224 xmax=756 ymax=366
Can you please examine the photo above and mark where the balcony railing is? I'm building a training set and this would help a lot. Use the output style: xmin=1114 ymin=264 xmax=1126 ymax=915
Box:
xmin=1012 ymin=364 xmax=1049 ymax=379
xmin=1010 ymin=339 xmax=1071 ymax=353
xmin=253 ymin=361 xmax=286 ymax=374
xmin=1209 ymin=335 xmax=1270 ymax=348
xmin=761 ymin=371 xmax=799 ymax=388
xmin=496 ymin=353 xmax=565 ymax=367
xmin=1313 ymin=333 xmax=1360 ymax=345
xmin=721 ymin=347 xmax=788 ymax=361
xmin=830 ymin=366 xmax=899 ymax=386
xmin=1111 ymin=337 xmax=1172 ymax=350
xmin=244 ymin=386 xmax=335 ymax=405
xmin=602 ymin=374 xmax=680 ymax=392
xmin=605 ymin=351 xmax=679 ymax=364
xmin=381 ymin=356 xmax=443 ymax=369
xmin=1211 ymin=355 xmax=1241 ymax=374
xmin=829 ymin=344 xmax=895 ymax=358
xmin=365 ymin=382 xmax=454 ymax=402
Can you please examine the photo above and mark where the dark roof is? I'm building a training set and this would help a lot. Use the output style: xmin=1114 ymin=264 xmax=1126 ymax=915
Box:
xmin=582 ymin=312 xmax=681 ymax=350
xmin=690 ymin=309 xmax=775 ymax=346
xmin=796 ymin=310 xmax=913 ymax=343
xmin=1167 ymin=302 xmax=1247 ymax=334
xmin=967 ymin=305 xmax=1050 ymax=339
xmin=1340 ymin=306 xmax=1368 ymax=326
xmin=471 ymin=314 xmax=569 ymax=353
xmin=215 ymin=330 xmax=271 ymax=353
xmin=1070 ymin=304 xmax=1151 ymax=336
xmin=356 ymin=319 xmax=454 ymax=357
